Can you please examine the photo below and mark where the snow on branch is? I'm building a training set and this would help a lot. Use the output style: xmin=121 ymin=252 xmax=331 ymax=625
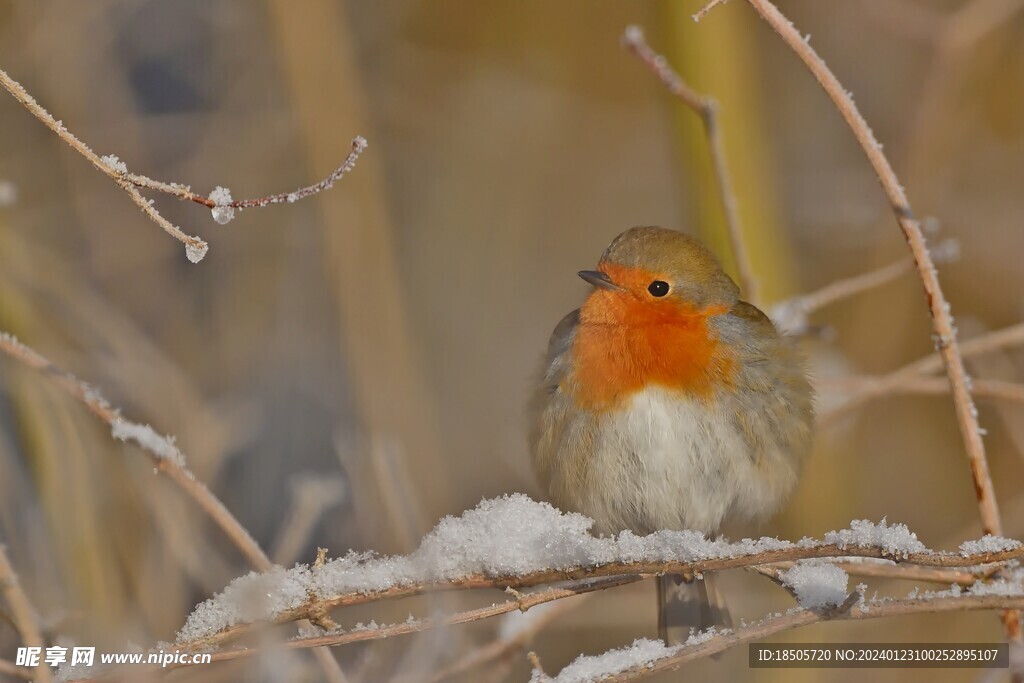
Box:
xmin=129 ymin=494 xmax=1024 ymax=680
xmin=0 ymin=67 xmax=366 ymax=263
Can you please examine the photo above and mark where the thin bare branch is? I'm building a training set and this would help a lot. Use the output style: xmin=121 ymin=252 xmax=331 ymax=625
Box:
xmin=425 ymin=595 xmax=591 ymax=683
xmin=69 ymin=577 xmax=638 ymax=681
xmin=741 ymin=0 xmax=1016 ymax=639
xmin=820 ymin=375 xmax=1024 ymax=405
xmin=125 ymin=137 xmax=368 ymax=211
xmin=819 ymin=321 xmax=1024 ymax=426
xmin=693 ymin=0 xmax=731 ymax=22
xmin=621 ymin=26 xmax=759 ymax=304
xmin=763 ymin=559 xmax=983 ymax=587
xmin=596 ymin=593 xmax=1024 ymax=682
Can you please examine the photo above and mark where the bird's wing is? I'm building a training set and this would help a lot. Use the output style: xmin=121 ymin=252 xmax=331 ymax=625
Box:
xmin=545 ymin=309 xmax=580 ymax=368
xmin=727 ymin=299 xmax=777 ymax=336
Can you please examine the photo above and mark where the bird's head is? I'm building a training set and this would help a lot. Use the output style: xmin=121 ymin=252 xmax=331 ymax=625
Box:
xmin=578 ymin=226 xmax=739 ymax=325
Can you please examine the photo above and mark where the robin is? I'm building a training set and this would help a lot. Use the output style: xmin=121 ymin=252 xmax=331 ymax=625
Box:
xmin=529 ymin=226 xmax=813 ymax=644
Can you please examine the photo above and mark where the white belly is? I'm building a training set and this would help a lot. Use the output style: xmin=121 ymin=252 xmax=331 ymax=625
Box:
xmin=584 ymin=386 xmax=783 ymax=535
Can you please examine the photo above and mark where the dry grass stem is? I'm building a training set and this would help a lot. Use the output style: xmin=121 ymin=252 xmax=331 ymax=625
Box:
xmin=0 ymin=544 xmax=52 ymax=683
xmin=0 ymin=332 xmax=268 ymax=570
xmin=0 ymin=332 xmax=349 ymax=682
xmin=0 ymin=658 xmax=34 ymax=682
xmin=621 ymin=26 xmax=759 ymax=304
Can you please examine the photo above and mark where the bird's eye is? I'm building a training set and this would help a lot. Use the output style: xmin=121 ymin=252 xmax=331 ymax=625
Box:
xmin=647 ymin=280 xmax=670 ymax=297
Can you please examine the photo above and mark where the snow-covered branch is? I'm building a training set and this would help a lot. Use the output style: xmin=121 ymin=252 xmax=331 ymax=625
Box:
xmin=115 ymin=494 xmax=1021 ymax=681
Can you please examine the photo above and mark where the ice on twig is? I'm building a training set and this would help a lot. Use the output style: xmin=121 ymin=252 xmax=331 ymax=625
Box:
xmin=111 ymin=418 xmax=186 ymax=467
xmin=780 ymin=561 xmax=849 ymax=609
xmin=100 ymin=154 xmax=128 ymax=174
xmin=185 ymin=241 xmax=209 ymax=264
xmin=208 ymin=185 xmax=235 ymax=225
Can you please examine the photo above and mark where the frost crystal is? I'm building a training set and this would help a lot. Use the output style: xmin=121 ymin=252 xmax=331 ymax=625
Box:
xmin=536 ymin=638 xmax=678 ymax=683
xmin=185 ymin=241 xmax=209 ymax=264
xmin=959 ymin=535 xmax=1022 ymax=556
xmin=824 ymin=518 xmax=926 ymax=557
xmin=208 ymin=186 xmax=235 ymax=225
xmin=111 ymin=418 xmax=186 ymax=466
xmin=100 ymin=154 xmax=127 ymax=174
xmin=780 ymin=562 xmax=849 ymax=609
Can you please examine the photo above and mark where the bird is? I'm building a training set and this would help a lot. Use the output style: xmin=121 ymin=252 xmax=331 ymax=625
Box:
xmin=529 ymin=226 xmax=813 ymax=645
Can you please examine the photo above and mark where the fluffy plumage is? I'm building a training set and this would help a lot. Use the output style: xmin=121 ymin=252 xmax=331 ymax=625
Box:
xmin=529 ymin=226 xmax=814 ymax=642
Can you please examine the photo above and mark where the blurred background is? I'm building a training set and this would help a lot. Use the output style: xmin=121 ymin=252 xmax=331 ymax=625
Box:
xmin=1 ymin=0 xmax=1023 ymax=681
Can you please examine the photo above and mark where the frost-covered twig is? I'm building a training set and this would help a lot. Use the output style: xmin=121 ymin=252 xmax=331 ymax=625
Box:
xmin=0 ymin=544 xmax=52 ymax=683
xmin=741 ymin=0 xmax=1001 ymax=541
xmin=549 ymin=592 xmax=1024 ymax=683
xmin=0 ymin=67 xmax=207 ymax=263
xmin=0 ymin=66 xmax=366 ymax=262
xmin=621 ymin=26 xmax=759 ymax=304
xmin=123 ymin=136 xmax=367 ymax=213
xmin=692 ymin=0 xmax=731 ymax=23
xmin=731 ymin=0 xmax=1014 ymax=643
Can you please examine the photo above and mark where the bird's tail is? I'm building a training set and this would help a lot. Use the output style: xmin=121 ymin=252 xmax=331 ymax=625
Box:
xmin=657 ymin=572 xmax=732 ymax=645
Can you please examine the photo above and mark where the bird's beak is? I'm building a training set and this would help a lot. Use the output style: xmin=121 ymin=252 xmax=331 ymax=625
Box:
xmin=578 ymin=270 xmax=622 ymax=291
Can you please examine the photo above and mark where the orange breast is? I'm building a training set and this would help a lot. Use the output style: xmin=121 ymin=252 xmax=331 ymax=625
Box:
xmin=568 ymin=283 xmax=733 ymax=411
